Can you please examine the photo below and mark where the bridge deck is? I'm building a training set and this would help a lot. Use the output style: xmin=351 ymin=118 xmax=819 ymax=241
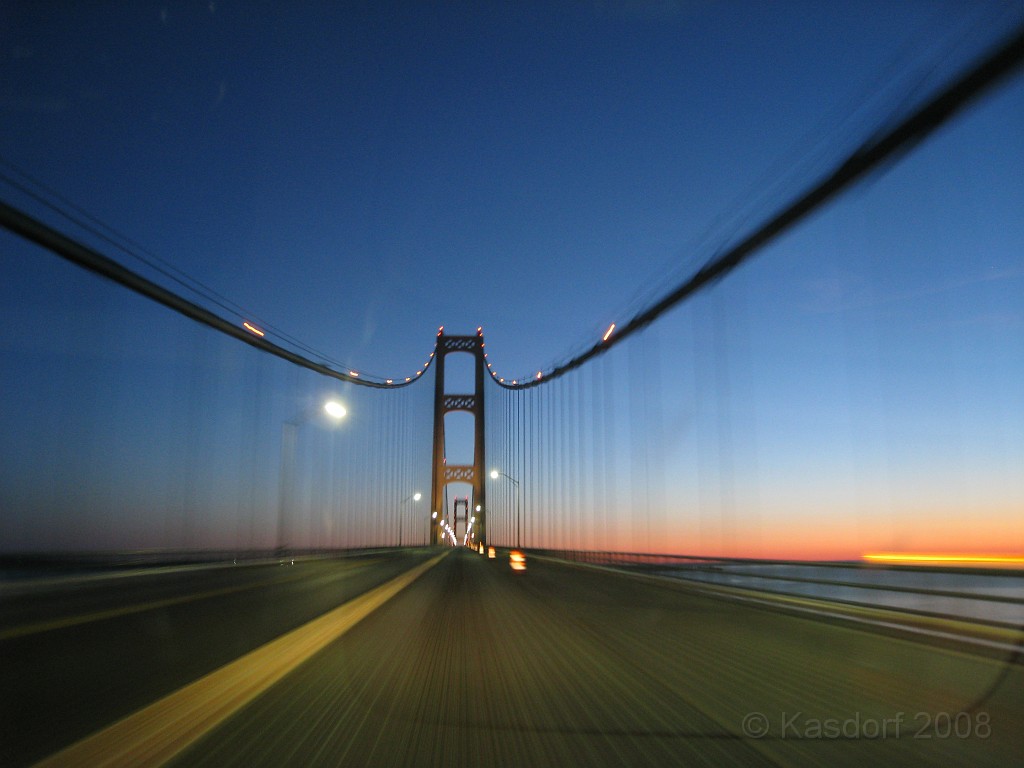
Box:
xmin=4 ymin=549 xmax=1021 ymax=767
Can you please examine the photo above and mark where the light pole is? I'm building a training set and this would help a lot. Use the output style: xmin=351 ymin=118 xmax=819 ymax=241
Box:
xmin=399 ymin=491 xmax=421 ymax=547
xmin=278 ymin=399 xmax=346 ymax=557
xmin=490 ymin=469 xmax=521 ymax=548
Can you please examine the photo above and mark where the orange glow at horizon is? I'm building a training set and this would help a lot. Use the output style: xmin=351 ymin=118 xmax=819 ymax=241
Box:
xmin=559 ymin=507 xmax=1024 ymax=562
xmin=863 ymin=552 xmax=1024 ymax=567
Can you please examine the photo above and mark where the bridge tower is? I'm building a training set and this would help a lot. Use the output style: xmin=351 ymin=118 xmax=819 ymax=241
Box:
xmin=430 ymin=329 xmax=486 ymax=546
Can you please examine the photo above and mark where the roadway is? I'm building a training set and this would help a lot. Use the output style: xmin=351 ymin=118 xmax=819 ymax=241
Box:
xmin=0 ymin=550 xmax=436 ymax=767
xmin=3 ymin=548 xmax=1021 ymax=766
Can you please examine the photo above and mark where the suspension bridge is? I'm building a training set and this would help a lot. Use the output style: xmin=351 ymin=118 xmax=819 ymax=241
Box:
xmin=1 ymin=17 xmax=1023 ymax=768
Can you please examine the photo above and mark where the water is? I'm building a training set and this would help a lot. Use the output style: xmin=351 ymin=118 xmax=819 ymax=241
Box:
xmin=652 ymin=564 xmax=1024 ymax=626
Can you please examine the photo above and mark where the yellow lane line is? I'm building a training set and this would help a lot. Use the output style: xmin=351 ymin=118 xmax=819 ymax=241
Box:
xmin=32 ymin=552 xmax=447 ymax=768
xmin=2 ymin=560 xmax=368 ymax=641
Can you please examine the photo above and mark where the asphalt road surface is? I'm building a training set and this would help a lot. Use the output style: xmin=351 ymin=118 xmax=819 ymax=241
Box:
xmin=1 ymin=550 xmax=434 ymax=766
xmin=4 ymin=548 xmax=1021 ymax=767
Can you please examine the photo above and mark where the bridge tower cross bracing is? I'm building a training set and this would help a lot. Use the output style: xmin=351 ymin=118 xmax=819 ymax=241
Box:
xmin=430 ymin=329 xmax=487 ymax=546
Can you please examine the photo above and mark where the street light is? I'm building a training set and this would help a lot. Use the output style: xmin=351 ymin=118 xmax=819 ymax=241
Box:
xmin=278 ymin=399 xmax=347 ymax=557
xmin=324 ymin=400 xmax=347 ymax=419
xmin=490 ymin=469 xmax=521 ymax=548
xmin=399 ymin=491 xmax=422 ymax=547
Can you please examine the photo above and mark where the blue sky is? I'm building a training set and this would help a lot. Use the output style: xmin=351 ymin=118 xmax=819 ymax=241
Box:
xmin=1 ymin=2 xmax=1022 ymax=555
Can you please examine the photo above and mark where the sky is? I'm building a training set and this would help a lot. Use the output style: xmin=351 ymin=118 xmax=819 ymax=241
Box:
xmin=1 ymin=1 xmax=1023 ymax=557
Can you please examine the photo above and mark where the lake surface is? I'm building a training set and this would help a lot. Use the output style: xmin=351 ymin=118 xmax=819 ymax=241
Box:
xmin=651 ymin=563 xmax=1024 ymax=626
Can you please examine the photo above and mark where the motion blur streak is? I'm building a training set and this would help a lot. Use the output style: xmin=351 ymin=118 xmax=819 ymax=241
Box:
xmin=863 ymin=553 xmax=1024 ymax=567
